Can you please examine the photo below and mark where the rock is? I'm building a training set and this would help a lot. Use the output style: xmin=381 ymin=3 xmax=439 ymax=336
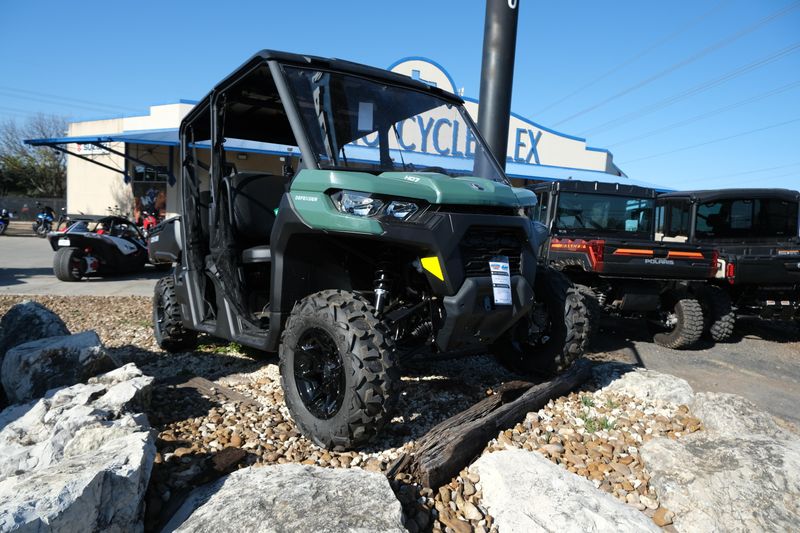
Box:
xmin=0 ymin=301 xmax=70 ymax=362
xmin=597 ymin=365 xmax=694 ymax=406
xmin=0 ymin=301 xmax=70 ymax=406
xmin=473 ymin=449 xmax=660 ymax=532
xmin=641 ymin=392 xmax=800 ymax=532
xmin=652 ymin=507 xmax=673 ymax=526
xmin=690 ymin=392 xmax=781 ymax=438
xmin=2 ymin=331 xmax=118 ymax=404
xmin=0 ymin=363 xmax=155 ymax=532
xmin=163 ymin=464 xmax=405 ymax=532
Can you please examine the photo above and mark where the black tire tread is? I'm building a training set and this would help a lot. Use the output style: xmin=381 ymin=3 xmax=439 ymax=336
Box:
xmin=279 ymin=289 xmax=399 ymax=449
xmin=53 ymin=247 xmax=82 ymax=282
xmin=153 ymin=276 xmax=197 ymax=352
xmin=653 ymin=297 xmax=704 ymax=350
xmin=699 ymin=286 xmax=736 ymax=342
xmin=574 ymin=283 xmax=602 ymax=344
xmin=492 ymin=268 xmax=589 ymax=374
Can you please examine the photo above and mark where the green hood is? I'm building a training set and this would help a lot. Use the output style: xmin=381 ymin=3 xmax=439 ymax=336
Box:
xmin=291 ymin=169 xmax=528 ymax=207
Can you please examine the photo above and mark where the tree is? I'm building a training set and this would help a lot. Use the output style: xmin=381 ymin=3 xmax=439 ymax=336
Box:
xmin=0 ymin=114 xmax=68 ymax=197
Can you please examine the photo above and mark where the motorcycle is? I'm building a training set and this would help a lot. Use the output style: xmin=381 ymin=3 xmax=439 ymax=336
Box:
xmin=0 ymin=208 xmax=12 ymax=235
xmin=138 ymin=209 xmax=161 ymax=238
xmin=32 ymin=202 xmax=56 ymax=238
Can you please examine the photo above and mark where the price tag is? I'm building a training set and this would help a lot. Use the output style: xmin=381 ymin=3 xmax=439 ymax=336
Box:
xmin=489 ymin=256 xmax=512 ymax=306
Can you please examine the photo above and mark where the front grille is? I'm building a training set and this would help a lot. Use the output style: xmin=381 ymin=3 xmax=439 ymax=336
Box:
xmin=460 ymin=226 xmax=525 ymax=277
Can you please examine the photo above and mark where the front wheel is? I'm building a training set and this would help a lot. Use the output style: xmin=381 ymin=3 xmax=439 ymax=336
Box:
xmin=279 ymin=290 xmax=399 ymax=450
xmin=652 ymin=296 xmax=704 ymax=349
xmin=53 ymin=247 xmax=85 ymax=281
xmin=153 ymin=276 xmax=197 ymax=352
xmin=491 ymin=268 xmax=589 ymax=375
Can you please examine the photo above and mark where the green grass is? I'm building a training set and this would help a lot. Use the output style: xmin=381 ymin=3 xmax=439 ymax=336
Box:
xmin=580 ymin=395 xmax=595 ymax=407
xmin=604 ymin=397 xmax=620 ymax=410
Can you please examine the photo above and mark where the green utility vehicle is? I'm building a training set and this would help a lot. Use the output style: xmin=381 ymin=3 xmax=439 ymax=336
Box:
xmin=531 ymin=180 xmax=720 ymax=349
xmin=148 ymin=50 xmax=587 ymax=449
xmin=657 ymin=188 xmax=800 ymax=331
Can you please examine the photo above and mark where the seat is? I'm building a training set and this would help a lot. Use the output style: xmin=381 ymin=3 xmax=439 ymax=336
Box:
xmin=225 ymin=172 xmax=290 ymax=263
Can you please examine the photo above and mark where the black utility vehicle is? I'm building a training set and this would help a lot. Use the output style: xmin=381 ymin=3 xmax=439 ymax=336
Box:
xmin=531 ymin=180 xmax=719 ymax=349
xmin=657 ymin=188 xmax=800 ymax=329
xmin=148 ymin=50 xmax=587 ymax=449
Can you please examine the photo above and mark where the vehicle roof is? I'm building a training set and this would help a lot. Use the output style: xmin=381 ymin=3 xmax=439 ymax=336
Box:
xmin=185 ymin=49 xmax=463 ymax=124
xmin=659 ymin=188 xmax=800 ymax=203
xmin=530 ymin=179 xmax=657 ymax=198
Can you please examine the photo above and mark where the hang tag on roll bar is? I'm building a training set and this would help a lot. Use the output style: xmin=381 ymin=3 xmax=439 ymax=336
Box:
xmin=489 ymin=256 xmax=512 ymax=306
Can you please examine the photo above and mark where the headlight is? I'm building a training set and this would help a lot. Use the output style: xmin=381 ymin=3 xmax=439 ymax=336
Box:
xmin=385 ymin=201 xmax=419 ymax=220
xmin=332 ymin=190 xmax=384 ymax=217
xmin=330 ymin=190 xmax=420 ymax=222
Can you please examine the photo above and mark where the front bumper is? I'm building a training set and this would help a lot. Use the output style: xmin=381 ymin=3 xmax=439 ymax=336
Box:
xmin=435 ymin=275 xmax=534 ymax=351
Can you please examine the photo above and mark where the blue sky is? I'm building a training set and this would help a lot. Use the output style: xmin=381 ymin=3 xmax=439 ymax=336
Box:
xmin=1 ymin=0 xmax=798 ymax=191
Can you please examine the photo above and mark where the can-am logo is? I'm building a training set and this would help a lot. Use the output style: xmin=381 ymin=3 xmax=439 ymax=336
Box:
xmin=644 ymin=258 xmax=675 ymax=265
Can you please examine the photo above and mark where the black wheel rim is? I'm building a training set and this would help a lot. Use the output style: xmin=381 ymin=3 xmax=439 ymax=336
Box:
xmin=293 ymin=327 xmax=345 ymax=420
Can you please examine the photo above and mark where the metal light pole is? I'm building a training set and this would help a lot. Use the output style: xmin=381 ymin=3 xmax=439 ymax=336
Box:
xmin=476 ymin=0 xmax=520 ymax=174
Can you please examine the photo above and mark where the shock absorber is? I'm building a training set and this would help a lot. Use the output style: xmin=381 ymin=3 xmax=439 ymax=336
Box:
xmin=374 ymin=254 xmax=394 ymax=315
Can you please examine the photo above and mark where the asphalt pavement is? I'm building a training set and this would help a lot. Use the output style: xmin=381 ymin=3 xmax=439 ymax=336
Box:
xmin=0 ymin=229 xmax=162 ymax=297
xmin=589 ymin=316 xmax=800 ymax=429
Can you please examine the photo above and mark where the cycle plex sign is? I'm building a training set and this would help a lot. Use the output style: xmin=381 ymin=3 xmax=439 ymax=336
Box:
xmin=346 ymin=57 xmax=613 ymax=174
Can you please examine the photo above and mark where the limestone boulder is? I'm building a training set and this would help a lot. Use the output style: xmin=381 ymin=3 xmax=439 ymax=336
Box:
xmin=1 ymin=330 xmax=118 ymax=404
xmin=0 ymin=301 xmax=70 ymax=406
xmin=596 ymin=364 xmax=694 ymax=406
xmin=0 ymin=364 xmax=155 ymax=532
xmin=473 ymin=449 xmax=660 ymax=533
xmin=163 ymin=464 xmax=406 ymax=533
xmin=642 ymin=392 xmax=800 ymax=532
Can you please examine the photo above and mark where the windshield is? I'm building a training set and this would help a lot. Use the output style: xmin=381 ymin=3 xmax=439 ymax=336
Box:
xmin=695 ymin=198 xmax=799 ymax=240
xmin=283 ymin=66 xmax=507 ymax=183
xmin=554 ymin=193 xmax=654 ymax=236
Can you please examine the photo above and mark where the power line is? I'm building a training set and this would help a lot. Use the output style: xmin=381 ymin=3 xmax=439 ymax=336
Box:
xmin=607 ymin=79 xmax=800 ymax=147
xmin=0 ymin=90 xmax=133 ymax=116
xmin=579 ymin=41 xmax=800 ymax=136
xmin=552 ymin=0 xmax=800 ymax=127
xmin=533 ymin=0 xmax=731 ymax=117
xmin=620 ymin=116 xmax=800 ymax=165
xmin=0 ymin=86 xmax=141 ymax=114
xmin=719 ymin=169 xmax=800 ymax=188
xmin=668 ymin=161 xmax=800 ymax=185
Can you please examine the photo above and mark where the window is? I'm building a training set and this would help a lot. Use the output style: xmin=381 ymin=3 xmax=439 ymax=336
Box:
xmin=554 ymin=192 xmax=654 ymax=236
xmin=533 ymin=192 xmax=549 ymax=223
xmin=283 ymin=66 xmax=507 ymax=183
xmin=695 ymin=198 xmax=799 ymax=239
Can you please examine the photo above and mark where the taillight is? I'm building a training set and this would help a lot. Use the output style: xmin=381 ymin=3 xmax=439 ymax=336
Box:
xmin=710 ymin=250 xmax=719 ymax=276
xmin=550 ymin=238 xmax=604 ymax=272
xmin=726 ymin=262 xmax=736 ymax=284
xmin=588 ymin=240 xmax=605 ymax=272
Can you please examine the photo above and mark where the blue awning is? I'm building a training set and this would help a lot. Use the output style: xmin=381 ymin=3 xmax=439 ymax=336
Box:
xmin=25 ymin=128 xmax=180 ymax=147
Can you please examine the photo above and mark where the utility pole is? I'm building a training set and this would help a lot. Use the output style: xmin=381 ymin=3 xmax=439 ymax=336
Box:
xmin=476 ymin=0 xmax=520 ymax=174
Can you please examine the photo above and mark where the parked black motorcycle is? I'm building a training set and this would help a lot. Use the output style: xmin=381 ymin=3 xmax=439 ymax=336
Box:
xmin=0 ymin=208 xmax=12 ymax=235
